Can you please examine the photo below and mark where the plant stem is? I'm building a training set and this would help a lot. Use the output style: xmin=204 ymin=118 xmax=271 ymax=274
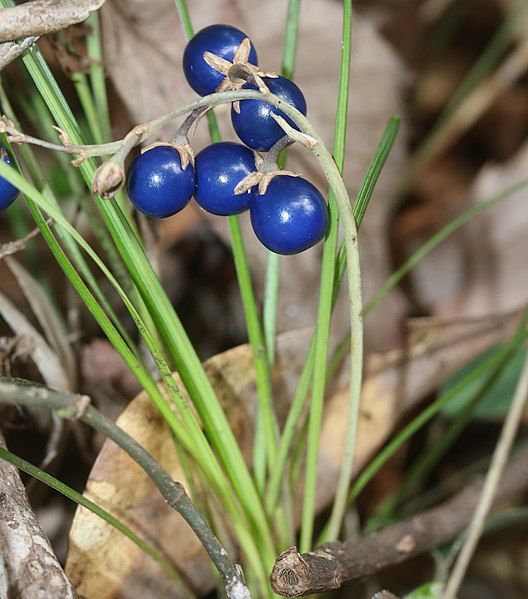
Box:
xmin=265 ymin=116 xmax=399 ymax=516
xmin=0 ymin=381 xmax=250 ymax=599
xmin=0 ymin=446 xmax=194 ymax=596
xmin=228 ymin=215 xmax=278 ymax=492
xmin=263 ymin=0 xmax=302 ymax=366
xmin=301 ymin=0 xmax=355 ymax=550
xmin=86 ymin=12 xmax=112 ymax=143
xmin=443 ymin=345 xmax=528 ymax=598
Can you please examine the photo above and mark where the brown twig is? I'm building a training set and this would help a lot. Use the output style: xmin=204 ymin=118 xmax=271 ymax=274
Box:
xmin=0 ymin=430 xmax=77 ymax=598
xmin=0 ymin=0 xmax=105 ymax=43
xmin=0 ymin=219 xmax=51 ymax=260
xmin=269 ymin=444 xmax=528 ymax=596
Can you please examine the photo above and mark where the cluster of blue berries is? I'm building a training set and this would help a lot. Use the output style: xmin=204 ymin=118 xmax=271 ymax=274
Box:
xmin=127 ymin=24 xmax=328 ymax=255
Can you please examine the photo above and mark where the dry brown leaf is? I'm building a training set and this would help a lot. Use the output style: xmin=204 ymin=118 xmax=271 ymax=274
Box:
xmin=102 ymin=0 xmax=409 ymax=352
xmin=409 ymin=139 xmax=528 ymax=319
xmin=0 ymin=431 xmax=77 ymax=598
xmin=65 ymin=310 xmax=521 ymax=598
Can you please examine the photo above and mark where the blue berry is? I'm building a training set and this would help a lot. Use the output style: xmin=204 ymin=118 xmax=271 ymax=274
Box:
xmin=126 ymin=145 xmax=194 ymax=218
xmin=231 ymin=76 xmax=307 ymax=151
xmin=195 ymin=142 xmax=255 ymax=216
xmin=0 ymin=148 xmax=19 ymax=211
xmin=183 ymin=24 xmax=258 ymax=96
xmin=250 ymin=176 xmax=328 ymax=255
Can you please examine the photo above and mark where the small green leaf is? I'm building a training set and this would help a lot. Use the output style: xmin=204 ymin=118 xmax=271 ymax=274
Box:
xmin=404 ymin=582 xmax=442 ymax=599
xmin=441 ymin=344 xmax=527 ymax=419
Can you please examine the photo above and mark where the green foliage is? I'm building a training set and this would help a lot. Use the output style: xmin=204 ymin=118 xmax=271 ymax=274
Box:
xmin=404 ymin=582 xmax=443 ymax=599
xmin=441 ymin=345 xmax=528 ymax=420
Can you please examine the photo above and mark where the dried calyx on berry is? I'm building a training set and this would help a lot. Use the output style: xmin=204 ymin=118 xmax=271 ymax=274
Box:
xmin=183 ymin=24 xmax=275 ymax=96
xmin=231 ymin=76 xmax=307 ymax=151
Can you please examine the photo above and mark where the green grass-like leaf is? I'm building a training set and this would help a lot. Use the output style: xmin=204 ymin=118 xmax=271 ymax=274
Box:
xmin=300 ymin=0 xmax=354 ymax=551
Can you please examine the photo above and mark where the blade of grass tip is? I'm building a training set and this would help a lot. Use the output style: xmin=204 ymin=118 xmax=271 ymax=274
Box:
xmin=263 ymin=0 xmax=301 ymax=366
xmin=328 ymin=178 xmax=528 ymax=379
xmin=12 ymin=31 xmax=274 ymax=562
xmin=300 ymin=0 xmax=354 ymax=552
xmin=333 ymin=116 xmax=401 ymax=293
xmin=338 ymin=311 xmax=528 ymax=524
xmin=265 ymin=115 xmax=400 ymax=515
xmin=173 ymin=0 xmax=279 ymax=514
xmin=0 ymin=447 xmax=194 ymax=596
